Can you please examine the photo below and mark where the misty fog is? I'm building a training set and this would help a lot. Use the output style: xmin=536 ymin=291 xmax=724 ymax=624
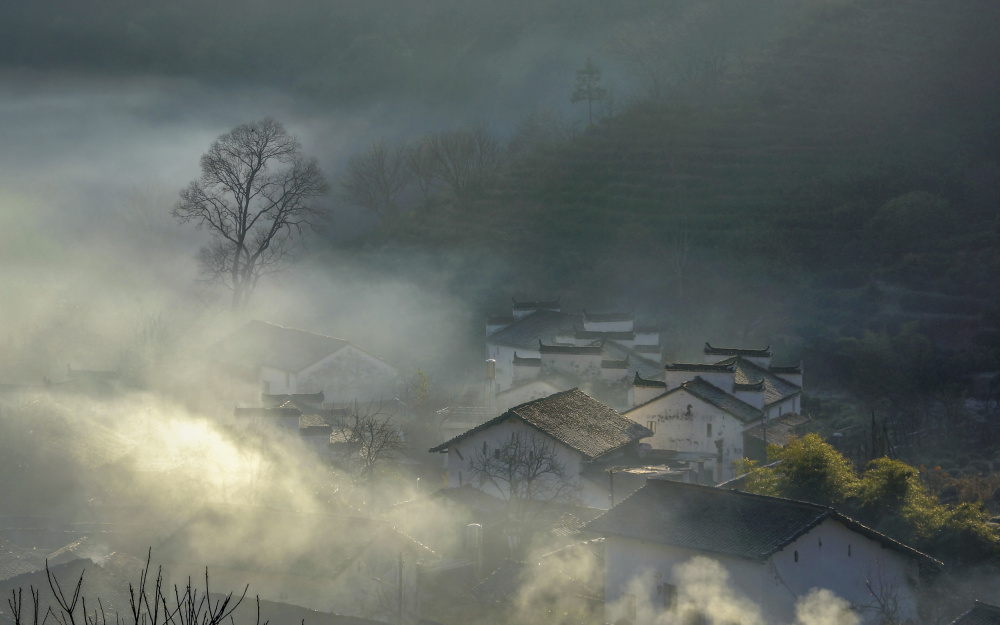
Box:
xmin=2 ymin=0 xmax=1000 ymax=624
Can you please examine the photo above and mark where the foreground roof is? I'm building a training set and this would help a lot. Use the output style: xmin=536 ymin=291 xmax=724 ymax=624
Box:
xmin=584 ymin=480 xmax=941 ymax=568
xmin=950 ymin=601 xmax=1000 ymax=625
xmin=429 ymin=389 xmax=652 ymax=460
xmin=211 ymin=320 xmax=351 ymax=372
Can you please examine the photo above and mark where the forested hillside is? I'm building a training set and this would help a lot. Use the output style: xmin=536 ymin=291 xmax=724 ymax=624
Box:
xmin=341 ymin=0 xmax=1000 ymax=471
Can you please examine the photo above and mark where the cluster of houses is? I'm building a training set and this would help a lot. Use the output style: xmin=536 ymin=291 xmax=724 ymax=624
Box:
xmin=0 ymin=306 xmax=991 ymax=625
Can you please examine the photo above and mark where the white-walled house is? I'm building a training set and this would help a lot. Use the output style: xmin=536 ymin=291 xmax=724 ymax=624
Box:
xmin=211 ymin=320 xmax=399 ymax=408
xmin=625 ymin=373 xmax=763 ymax=483
xmin=585 ymin=480 xmax=941 ymax=625
xmin=428 ymin=389 xmax=652 ymax=509
xmin=623 ymin=344 xmax=804 ymax=483
xmin=486 ymin=300 xmax=663 ymax=397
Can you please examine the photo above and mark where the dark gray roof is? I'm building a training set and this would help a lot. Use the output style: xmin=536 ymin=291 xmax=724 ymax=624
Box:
xmin=951 ymin=602 xmax=1000 ymax=625
xmin=575 ymin=328 xmax=636 ymax=341
xmin=512 ymin=297 xmax=561 ymax=311
xmin=211 ymin=320 xmax=350 ymax=372
xmin=584 ymin=480 xmax=941 ymax=568
xmin=0 ymin=558 xmax=133 ymax=621
xmin=718 ymin=356 xmax=802 ymax=407
xmin=632 ymin=373 xmax=666 ymax=389
xmin=665 ymin=362 xmax=736 ymax=373
xmin=429 ymin=389 xmax=652 ymax=460
xmin=539 ymin=341 xmax=604 ymax=355
xmin=513 ymin=353 xmax=541 ymax=367
xmin=0 ymin=538 xmax=45 ymax=581
xmin=704 ymin=343 xmax=772 ymax=358
xmin=674 ymin=377 xmax=763 ymax=424
xmin=487 ymin=310 xmax=580 ymax=350
xmin=471 ymin=560 xmax=525 ymax=604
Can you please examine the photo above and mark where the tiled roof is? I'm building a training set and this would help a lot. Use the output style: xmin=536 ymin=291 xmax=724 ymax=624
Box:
xmin=634 ymin=377 xmax=762 ymax=424
xmin=471 ymin=560 xmax=525 ymax=604
xmin=634 ymin=323 xmax=659 ymax=333
xmin=487 ymin=310 xmax=580 ymax=350
xmin=574 ymin=328 xmax=636 ymax=341
xmin=733 ymin=380 xmax=765 ymax=392
xmin=664 ymin=362 xmax=736 ymax=373
xmin=512 ymin=297 xmax=561 ymax=310
xmin=704 ymin=343 xmax=772 ymax=358
xmin=768 ymin=364 xmax=802 ymax=375
xmin=583 ymin=310 xmax=633 ymax=322
xmin=429 ymin=389 xmax=652 ymax=460
xmin=211 ymin=320 xmax=350 ymax=372
xmin=513 ymin=353 xmax=541 ymax=367
xmin=0 ymin=558 xmax=132 ymax=621
xmin=0 ymin=538 xmax=45 ymax=581
xmin=951 ymin=602 xmax=1000 ymax=625
xmin=487 ymin=316 xmax=516 ymax=326
xmin=584 ymin=480 xmax=941 ymax=568
xmin=718 ymin=357 xmax=801 ymax=407
xmin=539 ymin=340 xmax=604 ymax=355
xmin=632 ymin=373 xmax=666 ymax=388
xmin=299 ymin=413 xmax=335 ymax=433
xmin=743 ymin=414 xmax=810 ymax=446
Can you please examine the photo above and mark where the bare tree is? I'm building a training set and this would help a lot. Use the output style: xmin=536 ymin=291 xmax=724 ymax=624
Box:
xmin=339 ymin=401 xmax=405 ymax=483
xmin=425 ymin=125 xmax=502 ymax=203
xmin=606 ymin=21 xmax=672 ymax=101
xmin=174 ymin=118 xmax=329 ymax=311
xmin=406 ymin=139 xmax=438 ymax=203
xmin=467 ymin=431 xmax=574 ymax=547
xmin=340 ymin=139 xmax=412 ymax=218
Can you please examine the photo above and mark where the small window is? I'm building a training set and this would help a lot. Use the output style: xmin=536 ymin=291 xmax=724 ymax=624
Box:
xmin=623 ymin=593 xmax=637 ymax=620
xmin=285 ymin=371 xmax=290 ymax=386
xmin=848 ymin=544 xmax=852 ymax=557
xmin=483 ymin=441 xmax=488 ymax=454
xmin=647 ymin=421 xmax=656 ymax=434
xmin=794 ymin=550 xmax=799 ymax=563
xmin=459 ymin=471 xmax=463 ymax=486
xmin=493 ymin=449 xmax=500 ymax=459
xmin=818 ymin=537 xmax=822 ymax=548
xmin=707 ymin=423 xmax=712 ymax=437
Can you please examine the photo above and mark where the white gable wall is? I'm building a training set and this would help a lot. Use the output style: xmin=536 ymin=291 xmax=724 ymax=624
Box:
xmin=765 ymin=394 xmax=800 ymax=419
xmin=626 ymin=391 xmax=748 ymax=482
xmin=297 ymin=345 xmax=398 ymax=405
xmin=664 ymin=369 xmax=733 ymax=391
xmin=603 ymin=521 xmax=922 ymax=625
xmin=770 ymin=518 xmax=921 ymax=624
xmin=443 ymin=418 xmax=585 ymax=502
xmin=497 ymin=380 xmax=564 ymax=413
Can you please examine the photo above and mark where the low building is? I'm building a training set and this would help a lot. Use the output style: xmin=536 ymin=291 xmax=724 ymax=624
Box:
xmin=584 ymin=479 xmax=941 ymax=625
xmin=428 ymin=389 xmax=652 ymax=508
xmin=210 ymin=320 xmax=399 ymax=408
